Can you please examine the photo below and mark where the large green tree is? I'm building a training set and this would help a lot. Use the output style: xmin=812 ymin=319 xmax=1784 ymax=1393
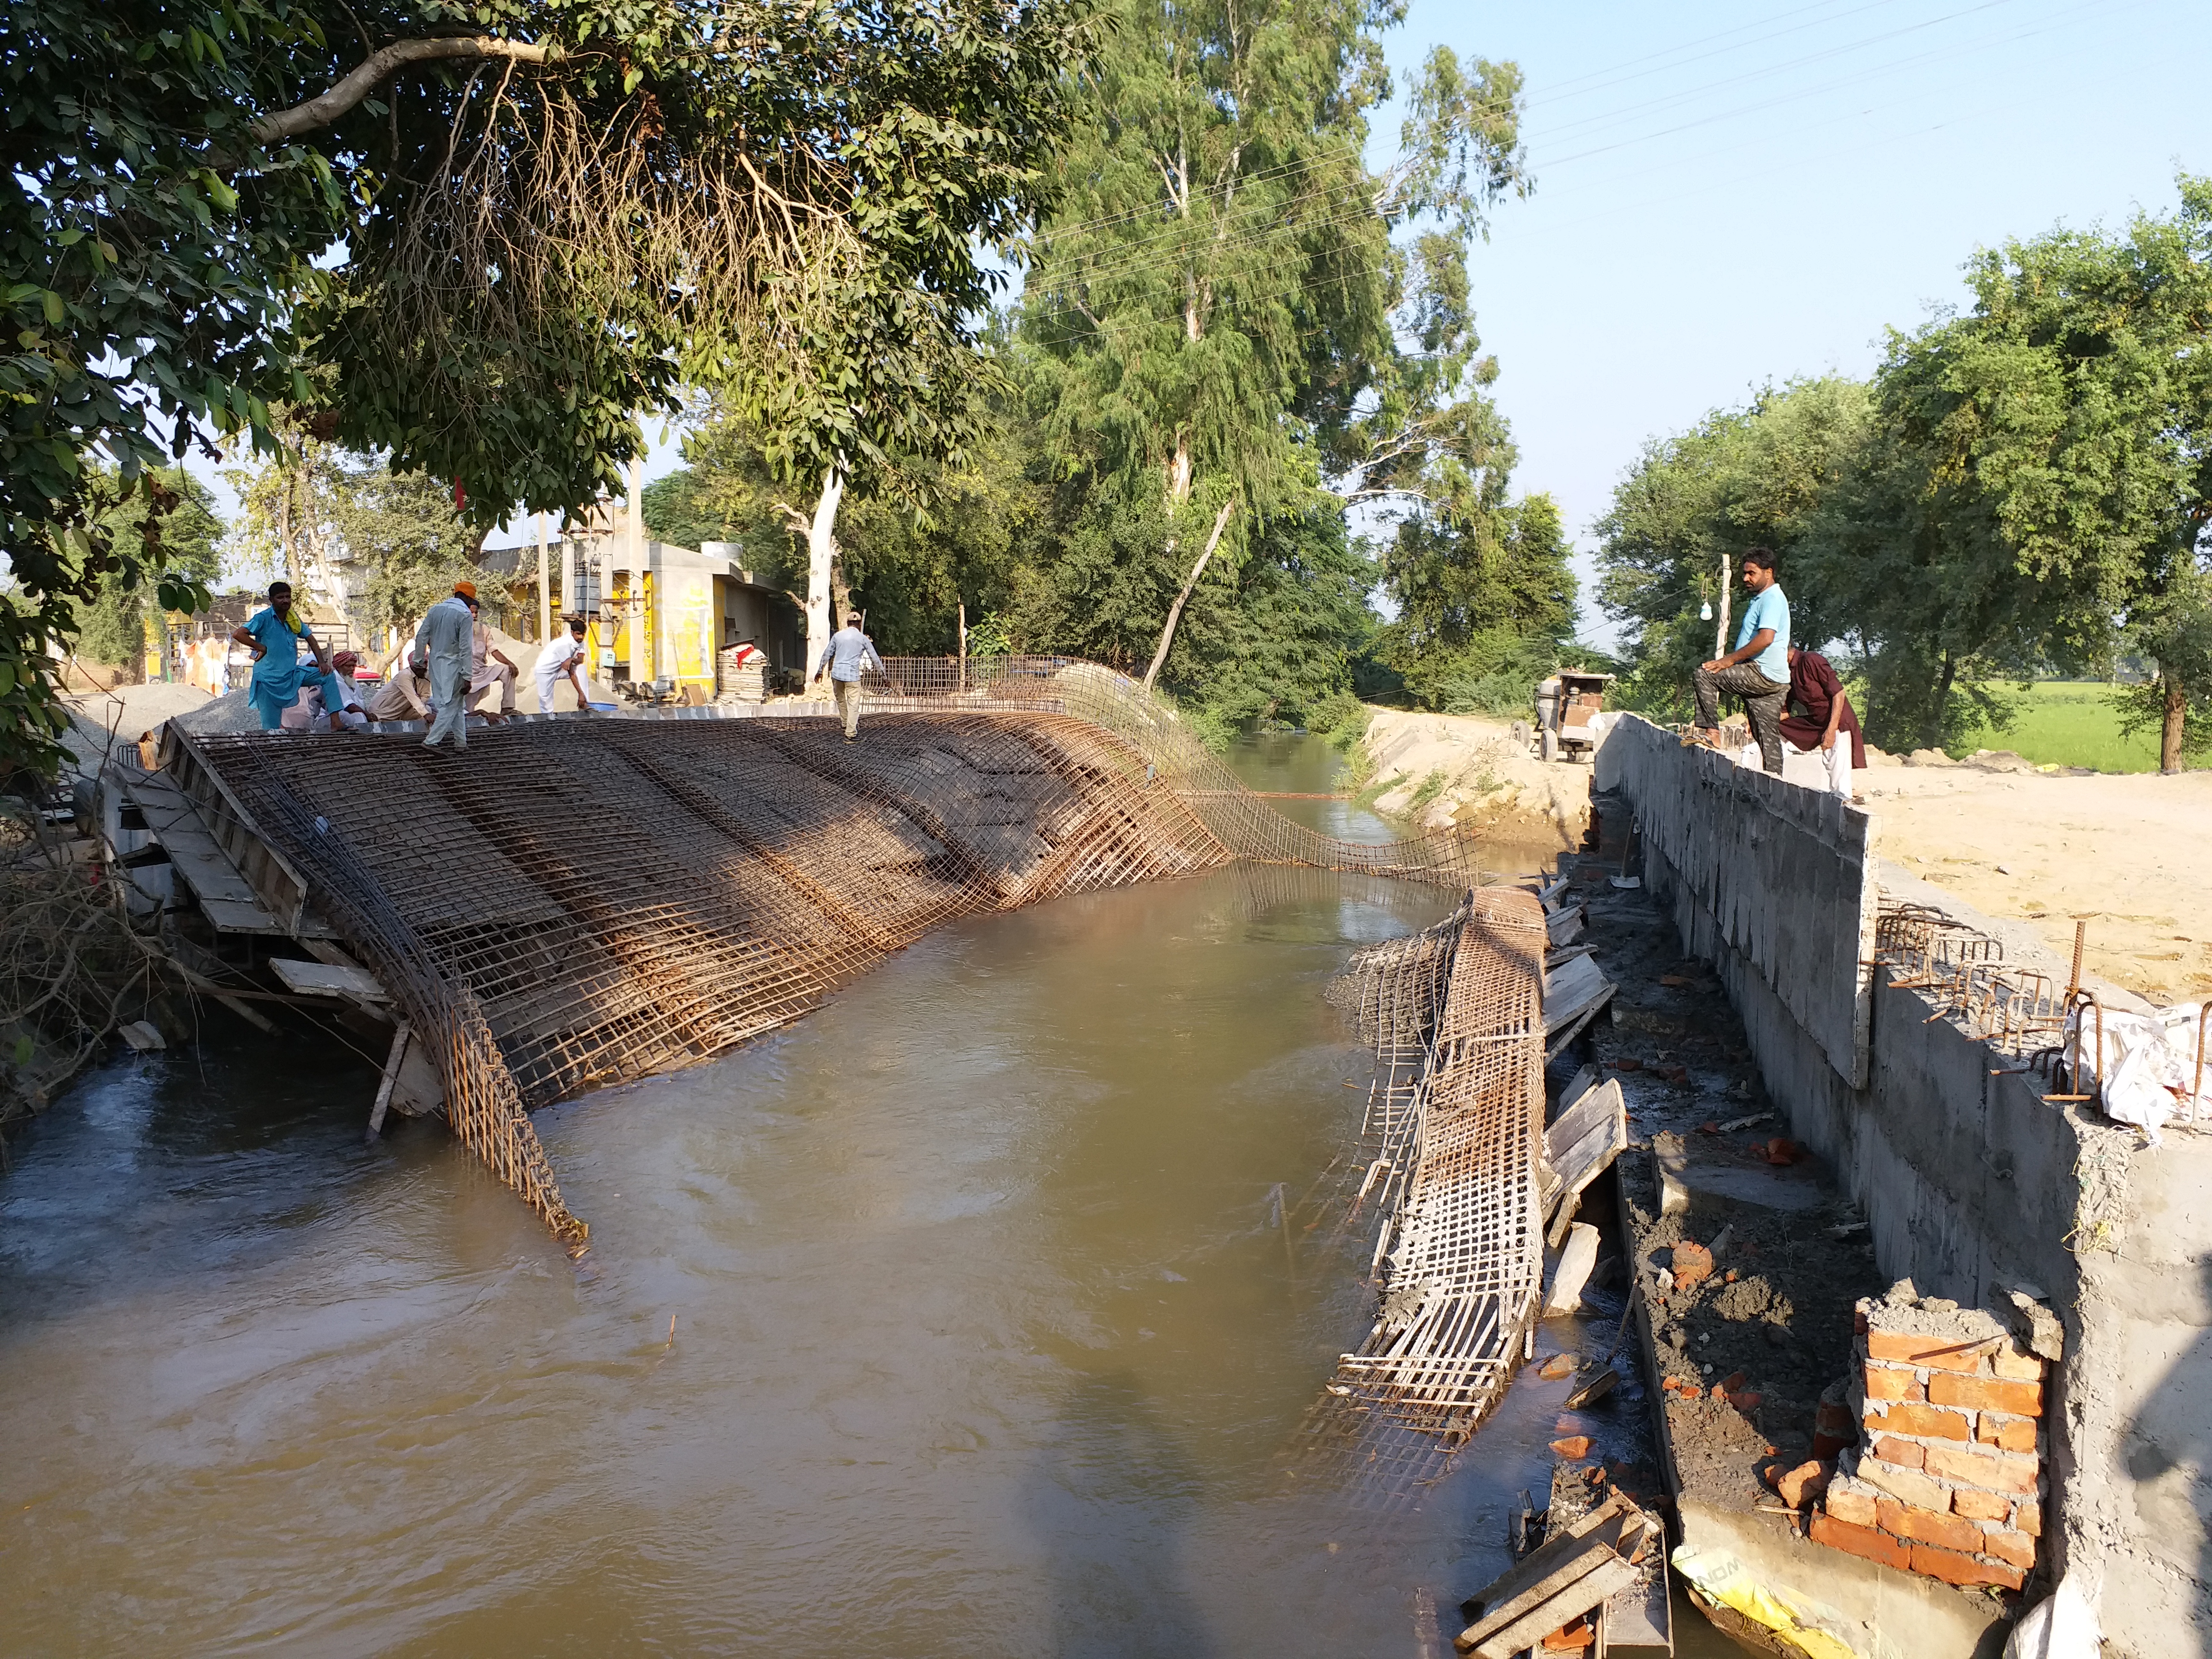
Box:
xmin=1016 ymin=0 xmax=1527 ymax=693
xmin=1837 ymin=179 xmax=2212 ymax=767
xmin=3 ymin=0 xmax=1097 ymax=775
xmin=1595 ymin=378 xmax=1871 ymax=719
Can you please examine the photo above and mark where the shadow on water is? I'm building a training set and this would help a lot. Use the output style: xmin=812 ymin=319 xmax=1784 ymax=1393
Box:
xmin=1030 ymin=1370 xmax=1216 ymax=1659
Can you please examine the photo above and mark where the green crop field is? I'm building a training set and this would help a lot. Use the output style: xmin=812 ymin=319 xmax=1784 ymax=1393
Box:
xmin=1944 ymin=681 xmax=2162 ymax=773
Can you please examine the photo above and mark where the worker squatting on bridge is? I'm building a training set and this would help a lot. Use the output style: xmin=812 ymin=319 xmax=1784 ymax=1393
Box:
xmin=813 ymin=613 xmax=885 ymax=741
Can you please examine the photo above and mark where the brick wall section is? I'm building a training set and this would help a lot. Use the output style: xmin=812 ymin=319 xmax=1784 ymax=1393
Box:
xmin=1810 ymin=1291 xmax=2044 ymax=1592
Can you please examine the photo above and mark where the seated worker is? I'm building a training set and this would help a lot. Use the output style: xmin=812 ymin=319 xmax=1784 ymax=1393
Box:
xmin=364 ymin=648 xmax=434 ymax=724
xmin=533 ymin=615 xmax=594 ymax=713
xmin=277 ymin=680 xmax=326 ymax=731
xmin=1781 ymin=645 xmax=1864 ymax=801
xmin=1688 ymin=548 xmax=1790 ymax=774
xmin=460 ymin=591 xmax=518 ymax=723
xmin=321 ymin=651 xmax=370 ymax=731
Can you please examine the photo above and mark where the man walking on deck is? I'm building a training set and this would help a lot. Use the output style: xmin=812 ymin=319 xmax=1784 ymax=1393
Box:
xmin=1689 ymin=549 xmax=1791 ymax=775
xmin=414 ymin=582 xmax=478 ymax=750
xmin=813 ymin=613 xmax=884 ymax=741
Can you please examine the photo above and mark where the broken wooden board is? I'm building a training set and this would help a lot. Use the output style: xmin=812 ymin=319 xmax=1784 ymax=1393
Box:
xmin=1544 ymin=1078 xmax=1628 ymax=1245
xmin=271 ymin=958 xmax=389 ymax=1002
xmin=1543 ymin=953 xmax=1616 ymax=1059
xmin=1456 ymin=1497 xmax=1658 ymax=1657
xmin=1547 ymin=904 xmax=1586 ymax=947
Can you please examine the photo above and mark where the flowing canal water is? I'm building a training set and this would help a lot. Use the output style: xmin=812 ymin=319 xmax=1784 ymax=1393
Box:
xmin=0 ymin=735 xmax=1672 ymax=1657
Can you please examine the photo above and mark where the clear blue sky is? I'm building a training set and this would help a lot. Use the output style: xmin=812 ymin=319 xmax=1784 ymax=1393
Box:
xmin=1366 ymin=0 xmax=2212 ymax=648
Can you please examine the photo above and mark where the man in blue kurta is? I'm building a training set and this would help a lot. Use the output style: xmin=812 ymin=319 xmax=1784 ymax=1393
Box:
xmin=1690 ymin=549 xmax=1791 ymax=775
xmin=230 ymin=581 xmax=327 ymax=731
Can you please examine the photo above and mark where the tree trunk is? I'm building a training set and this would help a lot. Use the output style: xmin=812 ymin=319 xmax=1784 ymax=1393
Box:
xmin=1931 ymin=651 xmax=1957 ymax=751
xmin=1143 ymin=500 xmax=1235 ymax=694
xmin=2161 ymin=670 xmax=2188 ymax=773
xmin=803 ymin=466 xmax=846 ymax=694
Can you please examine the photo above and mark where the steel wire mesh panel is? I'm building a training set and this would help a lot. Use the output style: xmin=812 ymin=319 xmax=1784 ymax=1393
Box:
xmin=181 ymin=668 xmax=1508 ymax=1243
xmin=186 ymin=709 xmax=1235 ymax=1235
xmin=856 ymin=660 xmax=1489 ymax=885
xmin=1297 ymin=887 xmax=1548 ymax=1503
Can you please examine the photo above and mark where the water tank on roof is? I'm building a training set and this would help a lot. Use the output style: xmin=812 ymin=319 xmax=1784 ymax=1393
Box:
xmin=702 ymin=541 xmax=743 ymax=562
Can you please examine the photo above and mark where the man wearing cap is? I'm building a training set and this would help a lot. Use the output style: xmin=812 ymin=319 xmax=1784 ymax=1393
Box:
xmin=413 ymin=582 xmax=479 ymax=750
xmin=534 ymin=614 xmax=595 ymax=714
xmin=812 ymin=612 xmax=884 ymax=740
xmin=366 ymin=647 xmax=434 ymax=724
xmin=457 ymin=589 xmax=519 ymax=722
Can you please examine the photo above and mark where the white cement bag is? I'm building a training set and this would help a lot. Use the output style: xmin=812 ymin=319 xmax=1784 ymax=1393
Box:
xmin=2003 ymin=1575 xmax=2100 ymax=1659
xmin=2066 ymin=1004 xmax=2209 ymax=1144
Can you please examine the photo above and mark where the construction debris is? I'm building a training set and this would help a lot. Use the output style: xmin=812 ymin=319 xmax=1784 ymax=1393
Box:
xmin=1455 ymin=1492 xmax=1661 ymax=1657
xmin=1302 ymin=886 xmax=1550 ymax=1499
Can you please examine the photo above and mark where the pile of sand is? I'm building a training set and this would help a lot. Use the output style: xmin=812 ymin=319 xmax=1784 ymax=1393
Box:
xmin=1359 ymin=705 xmax=1591 ymax=847
xmin=60 ymin=683 xmax=215 ymax=773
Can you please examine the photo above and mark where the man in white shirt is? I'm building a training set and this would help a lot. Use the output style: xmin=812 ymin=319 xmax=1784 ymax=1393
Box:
xmin=321 ymin=651 xmax=370 ymax=731
xmin=534 ymin=616 xmax=594 ymax=714
xmin=460 ymin=592 xmax=518 ymax=722
xmin=812 ymin=613 xmax=884 ymax=740
xmin=412 ymin=582 xmax=478 ymax=749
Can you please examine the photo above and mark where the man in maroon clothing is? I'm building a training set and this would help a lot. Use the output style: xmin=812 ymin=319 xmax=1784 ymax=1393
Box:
xmin=1781 ymin=646 xmax=1864 ymax=799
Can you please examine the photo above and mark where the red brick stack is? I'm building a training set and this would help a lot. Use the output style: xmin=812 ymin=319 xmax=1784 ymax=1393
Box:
xmin=1808 ymin=1291 xmax=2044 ymax=1590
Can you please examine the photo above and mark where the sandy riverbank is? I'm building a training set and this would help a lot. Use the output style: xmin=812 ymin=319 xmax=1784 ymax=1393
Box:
xmin=1358 ymin=705 xmax=1593 ymax=848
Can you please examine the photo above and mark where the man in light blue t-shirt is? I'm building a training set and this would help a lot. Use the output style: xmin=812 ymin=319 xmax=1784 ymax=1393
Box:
xmin=1690 ymin=548 xmax=1791 ymax=774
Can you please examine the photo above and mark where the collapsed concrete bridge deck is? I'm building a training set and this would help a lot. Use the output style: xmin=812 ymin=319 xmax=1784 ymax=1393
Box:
xmin=125 ymin=668 xmax=1492 ymax=1238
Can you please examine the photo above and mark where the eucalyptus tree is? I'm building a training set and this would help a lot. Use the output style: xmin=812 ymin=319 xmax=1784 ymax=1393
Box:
xmin=1017 ymin=0 xmax=1527 ymax=690
xmin=3 ymin=0 xmax=1095 ymax=772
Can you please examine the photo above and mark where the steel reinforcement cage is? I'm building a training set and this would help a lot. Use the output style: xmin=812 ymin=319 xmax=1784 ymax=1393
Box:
xmin=167 ymin=663 xmax=1505 ymax=1242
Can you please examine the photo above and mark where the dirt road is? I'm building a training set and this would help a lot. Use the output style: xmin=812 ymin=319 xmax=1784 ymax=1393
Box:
xmin=1860 ymin=762 xmax=2212 ymax=1004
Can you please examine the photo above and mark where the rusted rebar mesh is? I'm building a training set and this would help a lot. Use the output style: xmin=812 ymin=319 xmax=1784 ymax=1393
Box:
xmin=1875 ymin=900 xmax=2068 ymax=1058
xmin=857 ymin=658 xmax=1491 ymax=885
xmin=179 ymin=659 xmax=1507 ymax=1240
xmin=1298 ymin=886 xmax=1549 ymax=1503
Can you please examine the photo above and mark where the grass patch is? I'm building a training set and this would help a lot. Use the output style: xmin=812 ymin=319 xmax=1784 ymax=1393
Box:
xmin=1945 ymin=682 xmax=2161 ymax=773
xmin=1353 ymin=769 xmax=1407 ymax=812
xmin=1404 ymin=769 xmax=1448 ymax=813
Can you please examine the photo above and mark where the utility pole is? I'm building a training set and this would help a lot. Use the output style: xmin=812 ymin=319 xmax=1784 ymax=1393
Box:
xmin=1714 ymin=550 xmax=1732 ymax=662
xmin=958 ymin=601 xmax=967 ymax=692
xmin=536 ymin=511 xmax=551 ymax=645
xmin=628 ymin=458 xmax=647 ymax=685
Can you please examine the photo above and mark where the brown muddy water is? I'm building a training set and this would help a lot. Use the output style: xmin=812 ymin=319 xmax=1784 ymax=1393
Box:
xmin=0 ymin=736 xmax=1683 ymax=1657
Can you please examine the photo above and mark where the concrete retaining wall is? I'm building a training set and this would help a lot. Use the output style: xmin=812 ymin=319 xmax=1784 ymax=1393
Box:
xmin=1596 ymin=714 xmax=1876 ymax=1087
xmin=1596 ymin=714 xmax=2212 ymax=1657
